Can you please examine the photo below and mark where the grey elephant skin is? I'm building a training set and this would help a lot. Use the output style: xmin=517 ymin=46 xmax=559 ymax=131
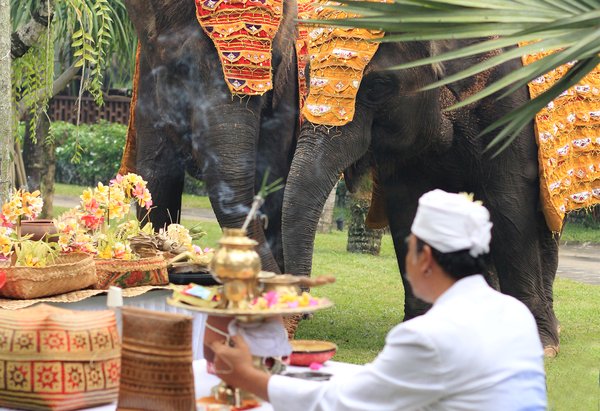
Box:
xmin=282 ymin=39 xmax=560 ymax=351
xmin=123 ymin=0 xmax=299 ymax=272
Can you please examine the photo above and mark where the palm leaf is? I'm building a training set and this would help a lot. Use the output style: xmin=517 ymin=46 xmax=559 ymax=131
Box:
xmin=305 ymin=0 xmax=600 ymax=152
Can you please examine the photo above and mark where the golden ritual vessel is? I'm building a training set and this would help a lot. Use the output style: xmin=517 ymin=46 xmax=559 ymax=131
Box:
xmin=168 ymin=225 xmax=334 ymax=408
xmin=210 ymin=228 xmax=261 ymax=309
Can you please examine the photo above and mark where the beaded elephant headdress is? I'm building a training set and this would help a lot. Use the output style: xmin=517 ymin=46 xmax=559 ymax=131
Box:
xmin=195 ymin=0 xmax=283 ymax=96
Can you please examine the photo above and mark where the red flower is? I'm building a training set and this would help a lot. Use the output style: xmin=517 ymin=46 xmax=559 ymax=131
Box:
xmin=124 ymin=270 xmax=145 ymax=286
xmin=80 ymin=214 xmax=104 ymax=230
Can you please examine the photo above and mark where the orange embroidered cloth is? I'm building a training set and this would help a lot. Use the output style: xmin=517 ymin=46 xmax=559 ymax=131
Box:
xmin=295 ymin=0 xmax=314 ymax=116
xmin=297 ymin=0 xmax=385 ymax=126
xmin=521 ymin=51 xmax=600 ymax=232
xmin=195 ymin=0 xmax=283 ymax=96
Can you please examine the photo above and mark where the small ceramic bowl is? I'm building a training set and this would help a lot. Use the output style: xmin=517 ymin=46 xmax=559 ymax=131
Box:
xmin=289 ymin=340 xmax=337 ymax=366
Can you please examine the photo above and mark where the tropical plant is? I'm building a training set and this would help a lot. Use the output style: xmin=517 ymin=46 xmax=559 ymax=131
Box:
xmin=312 ymin=0 xmax=600 ymax=153
xmin=11 ymin=0 xmax=136 ymax=141
xmin=51 ymin=121 xmax=127 ymax=186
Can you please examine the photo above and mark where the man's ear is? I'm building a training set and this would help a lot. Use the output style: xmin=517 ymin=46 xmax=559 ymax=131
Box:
xmin=418 ymin=244 xmax=434 ymax=273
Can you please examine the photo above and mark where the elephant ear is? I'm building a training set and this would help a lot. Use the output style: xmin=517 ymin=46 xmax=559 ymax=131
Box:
xmin=430 ymin=39 xmax=501 ymax=106
xmin=342 ymin=152 xmax=373 ymax=194
xmin=343 ymin=155 xmax=389 ymax=229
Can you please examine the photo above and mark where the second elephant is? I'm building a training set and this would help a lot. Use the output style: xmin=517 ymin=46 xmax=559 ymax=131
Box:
xmin=282 ymin=39 xmax=560 ymax=354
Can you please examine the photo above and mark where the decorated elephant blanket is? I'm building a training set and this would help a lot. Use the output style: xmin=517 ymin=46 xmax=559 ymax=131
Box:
xmin=296 ymin=0 xmax=385 ymax=126
xmin=195 ymin=0 xmax=283 ymax=96
xmin=521 ymin=52 xmax=600 ymax=232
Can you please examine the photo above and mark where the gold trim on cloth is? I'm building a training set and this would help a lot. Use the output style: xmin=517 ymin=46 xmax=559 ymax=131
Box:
xmin=297 ymin=0 xmax=385 ymax=126
xmin=521 ymin=45 xmax=600 ymax=232
xmin=195 ymin=0 xmax=284 ymax=96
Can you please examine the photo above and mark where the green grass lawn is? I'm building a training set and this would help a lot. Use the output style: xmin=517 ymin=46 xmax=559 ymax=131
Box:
xmin=562 ymin=221 xmax=600 ymax=243
xmin=51 ymin=186 xmax=599 ymax=408
xmin=54 ymin=182 xmax=212 ymax=210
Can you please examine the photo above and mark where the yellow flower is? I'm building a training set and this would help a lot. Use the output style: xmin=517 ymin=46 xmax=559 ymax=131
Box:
xmin=80 ymin=188 xmax=94 ymax=204
xmin=0 ymin=236 xmax=12 ymax=256
xmin=97 ymin=246 xmax=113 ymax=259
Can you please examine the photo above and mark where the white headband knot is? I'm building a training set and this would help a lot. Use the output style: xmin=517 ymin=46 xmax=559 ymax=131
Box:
xmin=411 ymin=189 xmax=493 ymax=257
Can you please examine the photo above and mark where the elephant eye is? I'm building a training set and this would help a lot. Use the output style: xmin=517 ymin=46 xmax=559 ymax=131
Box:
xmin=359 ymin=75 xmax=397 ymax=106
xmin=173 ymin=61 xmax=190 ymax=77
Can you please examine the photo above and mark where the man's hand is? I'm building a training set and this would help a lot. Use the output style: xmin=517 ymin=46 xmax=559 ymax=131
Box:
xmin=210 ymin=334 xmax=271 ymax=401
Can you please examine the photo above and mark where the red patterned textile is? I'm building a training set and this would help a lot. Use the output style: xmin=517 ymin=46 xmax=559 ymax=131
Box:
xmin=195 ymin=0 xmax=283 ymax=96
xmin=0 ymin=305 xmax=120 ymax=411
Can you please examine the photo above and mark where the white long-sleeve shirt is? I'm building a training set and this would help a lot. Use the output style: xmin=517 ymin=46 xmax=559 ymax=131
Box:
xmin=269 ymin=275 xmax=547 ymax=411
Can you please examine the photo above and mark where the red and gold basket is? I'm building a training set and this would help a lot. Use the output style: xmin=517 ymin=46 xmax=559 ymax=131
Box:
xmin=93 ymin=253 xmax=169 ymax=290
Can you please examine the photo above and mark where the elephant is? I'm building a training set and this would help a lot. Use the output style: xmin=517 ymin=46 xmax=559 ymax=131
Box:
xmin=121 ymin=0 xmax=299 ymax=273
xmin=281 ymin=39 xmax=561 ymax=354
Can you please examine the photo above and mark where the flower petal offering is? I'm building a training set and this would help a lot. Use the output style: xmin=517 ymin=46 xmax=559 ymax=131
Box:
xmin=249 ymin=291 xmax=326 ymax=311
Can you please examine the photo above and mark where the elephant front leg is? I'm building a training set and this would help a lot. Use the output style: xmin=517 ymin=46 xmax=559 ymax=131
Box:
xmin=486 ymin=196 xmax=560 ymax=355
xmin=382 ymin=174 xmax=436 ymax=320
xmin=135 ymin=123 xmax=185 ymax=230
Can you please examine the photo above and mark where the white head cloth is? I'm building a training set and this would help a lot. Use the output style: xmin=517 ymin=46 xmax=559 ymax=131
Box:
xmin=411 ymin=189 xmax=493 ymax=257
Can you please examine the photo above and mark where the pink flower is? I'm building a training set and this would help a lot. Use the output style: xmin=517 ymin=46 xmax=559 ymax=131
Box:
xmin=0 ymin=214 xmax=12 ymax=228
xmin=110 ymin=174 xmax=124 ymax=185
xmin=264 ymin=291 xmax=279 ymax=308
xmin=132 ymin=183 xmax=145 ymax=199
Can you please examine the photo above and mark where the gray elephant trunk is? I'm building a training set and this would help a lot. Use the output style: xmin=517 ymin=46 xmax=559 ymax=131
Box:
xmin=193 ymin=101 xmax=279 ymax=272
xmin=283 ymin=113 xmax=372 ymax=275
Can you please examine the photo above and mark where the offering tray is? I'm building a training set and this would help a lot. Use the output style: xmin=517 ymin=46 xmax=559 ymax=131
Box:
xmin=166 ymin=296 xmax=333 ymax=320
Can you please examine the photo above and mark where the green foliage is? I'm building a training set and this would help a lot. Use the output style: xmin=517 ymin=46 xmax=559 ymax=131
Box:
xmin=52 ymin=121 xmax=126 ymax=186
xmin=545 ymin=277 xmax=600 ymax=410
xmin=562 ymin=220 xmax=600 ymax=243
xmin=12 ymin=40 xmax=54 ymax=141
xmin=321 ymin=0 xmax=600 ymax=154
xmin=10 ymin=0 xmax=137 ymax=147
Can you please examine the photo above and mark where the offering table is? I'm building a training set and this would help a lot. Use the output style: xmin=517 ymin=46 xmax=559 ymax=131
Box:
xmin=0 ymin=359 xmax=362 ymax=411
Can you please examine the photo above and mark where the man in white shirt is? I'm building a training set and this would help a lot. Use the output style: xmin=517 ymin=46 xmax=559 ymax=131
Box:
xmin=210 ymin=189 xmax=548 ymax=410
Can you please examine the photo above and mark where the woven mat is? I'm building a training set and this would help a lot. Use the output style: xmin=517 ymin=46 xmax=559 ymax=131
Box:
xmin=521 ymin=46 xmax=600 ymax=232
xmin=0 ymin=285 xmax=172 ymax=310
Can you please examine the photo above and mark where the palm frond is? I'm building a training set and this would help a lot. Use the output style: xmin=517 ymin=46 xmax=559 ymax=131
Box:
xmin=307 ymin=0 xmax=600 ymax=152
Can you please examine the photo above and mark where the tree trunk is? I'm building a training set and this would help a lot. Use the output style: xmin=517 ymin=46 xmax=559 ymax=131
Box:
xmin=0 ymin=0 xmax=12 ymax=202
xmin=23 ymin=115 xmax=45 ymax=190
xmin=347 ymin=197 xmax=383 ymax=255
xmin=11 ymin=0 xmax=53 ymax=59
xmin=41 ymin=126 xmax=56 ymax=218
xmin=317 ymin=182 xmax=338 ymax=234
xmin=22 ymin=112 xmax=54 ymax=217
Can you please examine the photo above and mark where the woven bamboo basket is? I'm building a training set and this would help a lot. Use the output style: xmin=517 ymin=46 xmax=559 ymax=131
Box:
xmin=94 ymin=253 xmax=169 ymax=290
xmin=0 ymin=253 xmax=97 ymax=299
